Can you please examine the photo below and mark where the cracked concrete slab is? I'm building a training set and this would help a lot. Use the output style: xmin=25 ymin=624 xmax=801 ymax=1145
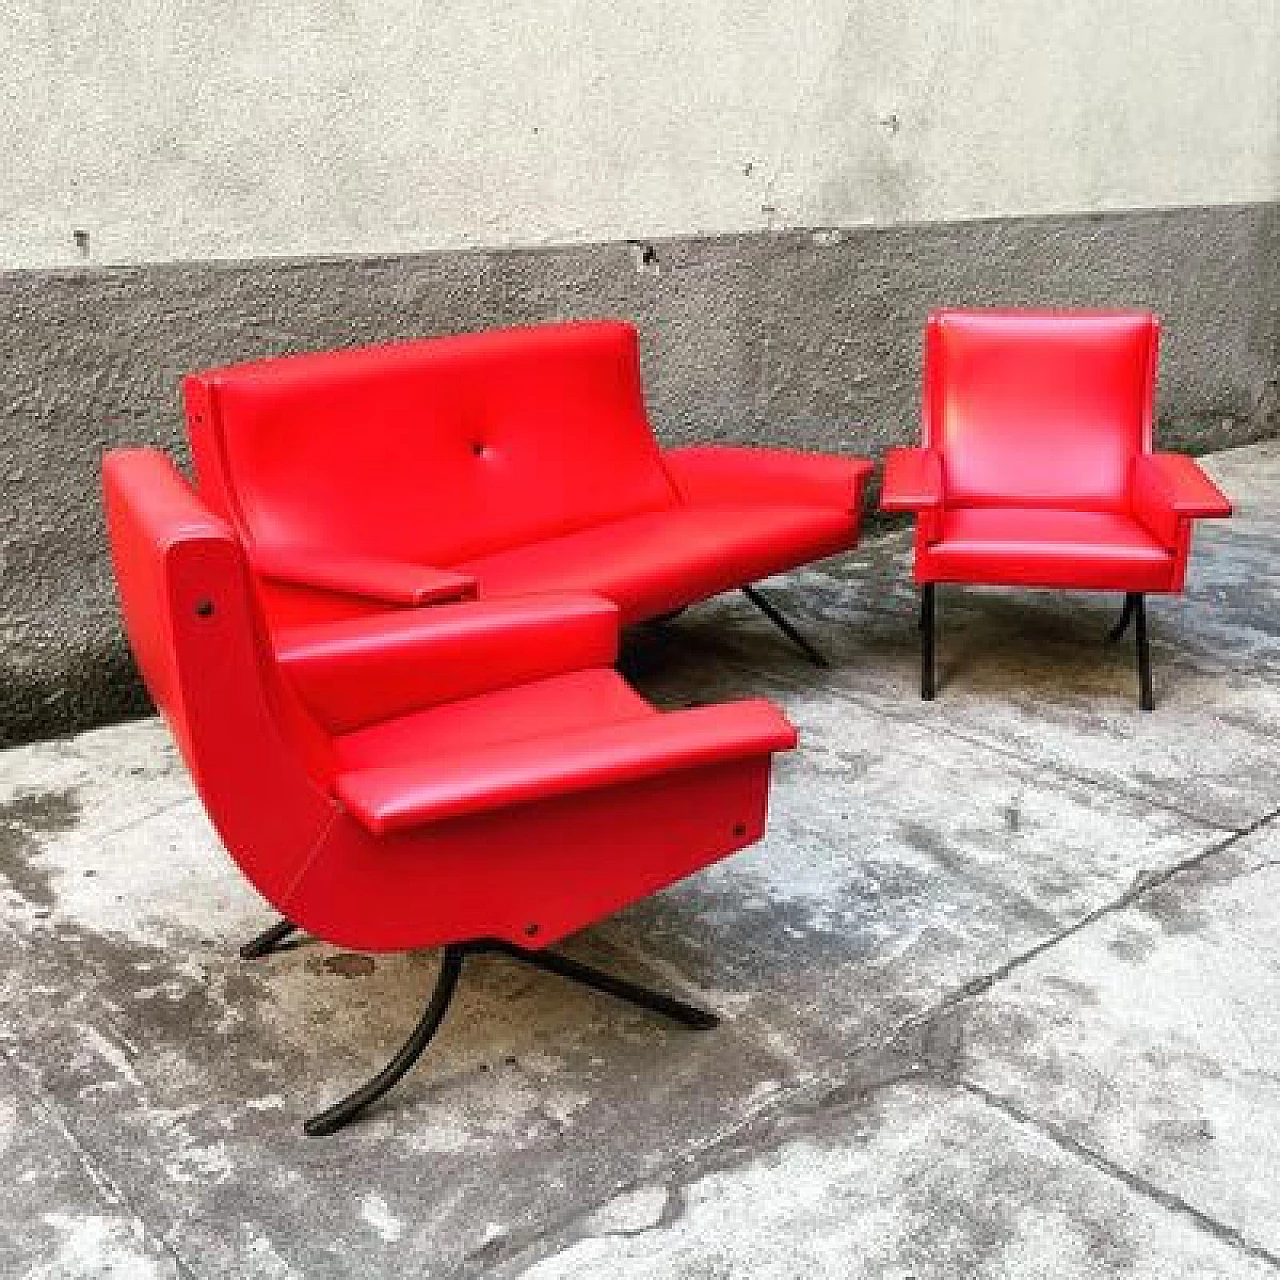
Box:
xmin=0 ymin=1052 xmax=178 ymax=1280
xmin=933 ymin=821 xmax=1280 ymax=1261
xmin=0 ymin=723 xmax=799 ymax=1276
xmin=665 ymin=510 xmax=1280 ymax=832
xmin=0 ymin=441 xmax=1276 ymax=1278
xmin=1199 ymin=441 xmax=1280 ymax=526
xmin=504 ymin=1080 xmax=1276 ymax=1280
xmin=603 ymin=673 xmax=1227 ymax=1062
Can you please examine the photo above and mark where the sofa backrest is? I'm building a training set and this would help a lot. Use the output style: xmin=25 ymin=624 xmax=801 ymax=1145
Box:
xmin=923 ymin=310 xmax=1158 ymax=510
xmin=186 ymin=321 xmax=678 ymax=566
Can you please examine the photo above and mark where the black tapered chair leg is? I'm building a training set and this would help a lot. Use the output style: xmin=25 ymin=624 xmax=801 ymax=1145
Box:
xmin=920 ymin=583 xmax=936 ymax=700
xmin=240 ymin=919 xmax=299 ymax=960
xmin=305 ymin=946 xmax=467 ymax=1137
xmin=1107 ymin=592 xmax=1139 ymax=644
xmin=1134 ymin=593 xmax=1154 ymax=711
xmin=487 ymin=941 xmax=719 ymax=1029
xmin=741 ymin=585 xmax=829 ymax=667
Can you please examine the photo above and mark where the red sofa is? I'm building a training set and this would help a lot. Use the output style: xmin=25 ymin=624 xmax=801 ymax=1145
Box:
xmin=103 ymin=448 xmax=796 ymax=1134
xmin=882 ymin=310 xmax=1232 ymax=708
xmin=185 ymin=321 xmax=872 ymax=664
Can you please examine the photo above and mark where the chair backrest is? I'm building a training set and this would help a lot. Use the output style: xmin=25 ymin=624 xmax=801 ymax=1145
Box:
xmin=923 ymin=310 xmax=1158 ymax=510
xmin=102 ymin=449 xmax=334 ymax=904
xmin=185 ymin=321 xmax=679 ymax=566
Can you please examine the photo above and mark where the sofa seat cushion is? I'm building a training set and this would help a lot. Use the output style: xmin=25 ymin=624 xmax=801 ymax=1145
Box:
xmin=920 ymin=507 xmax=1176 ymax=591
xmin=455 ymin=504 xmax=857 ymax=623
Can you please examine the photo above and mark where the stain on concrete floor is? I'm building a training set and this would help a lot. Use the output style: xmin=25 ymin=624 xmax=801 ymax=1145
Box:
xmin=0 ymin=441 xmax=1277 ymax=1278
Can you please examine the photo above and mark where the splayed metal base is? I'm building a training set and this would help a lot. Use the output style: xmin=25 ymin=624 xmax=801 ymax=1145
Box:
xmin=741 ymin=585 xmax=829 ymax=667
xmin=239 ymin=924 xmax=719 ymax=1135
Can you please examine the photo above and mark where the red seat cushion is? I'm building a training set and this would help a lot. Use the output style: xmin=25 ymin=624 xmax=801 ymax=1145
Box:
xmin=455 ymin=505 xmax=857 ymax=624
xmin=334 ymin=669 xmax=653 ymax=772
xmin=920 ymin=507 xmax=1176 ymax=591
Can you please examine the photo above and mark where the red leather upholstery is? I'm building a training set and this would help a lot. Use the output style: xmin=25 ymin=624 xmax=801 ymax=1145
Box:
xmin=102 ymin=449 xmax=796 ymax=953
xmin=879 ymin=447 xmax=942 ymax=513
xmin=923 ymin=310 xmax=1155 ymax=510
xmin=276 ymin=593 xmax=621 ymax=733
xmin=454 ymin=503 xmax=857 ymax=624
xmin=185 ymin=322 xmax=871 ymax=632
xmin=885 ymin=310 xmax=1231 ymax=593
xmin=924 ymin=509 xmax=1174 ymax=592
xmin=338 ymin=699 xmax=793 ymax=833
xmin=663 ymin=446 xmax=872 ymax=511
xmin=254 ymin=546 xmax=478 ymax=608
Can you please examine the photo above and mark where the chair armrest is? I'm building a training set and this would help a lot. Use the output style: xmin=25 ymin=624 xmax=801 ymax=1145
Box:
xmin=1131 ymin=453 xmax=1231 ymax=550
xmin=880 ymin=448 xmax=944 ymax=512
xmin=336 ymin=698 xmax=797 ymax=832
xmin=277 ymin=593 xmax=621 ymax=733
xmin=663 ymin=446 xmax=873 ymax=512
xmin=1133 ymin=454 xmax=1232 ymax=518
xmin=253 ymin=546 xmax=478 ymax=607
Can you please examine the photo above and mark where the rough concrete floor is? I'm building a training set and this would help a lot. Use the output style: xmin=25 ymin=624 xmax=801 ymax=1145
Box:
xmin=1 ymin=440 xmax=1278 ymax=1279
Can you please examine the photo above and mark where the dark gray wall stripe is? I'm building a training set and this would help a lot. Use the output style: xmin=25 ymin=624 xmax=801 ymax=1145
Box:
xmin=1 ymin=202 xmax=1277 ymax=744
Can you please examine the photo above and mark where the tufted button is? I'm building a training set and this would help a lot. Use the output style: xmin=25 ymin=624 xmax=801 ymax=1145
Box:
xmin=471 ymin=441 xmax=487 ymax=457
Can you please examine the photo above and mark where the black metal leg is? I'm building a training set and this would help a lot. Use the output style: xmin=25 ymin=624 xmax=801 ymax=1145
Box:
xmin=240 ymin=919 xmax=299 ymax=960
xmin=486 ymin=941 xmax=719 ymax=1030
xmin=921 ymin=584 xmax=936 ymax=701
xmin=741 ymin=585 xmax=829 ymax=667
xmin=305 ymin=945 xmax=467 ymax=1137
xmin=1107 ymin=592 xmax=1139 ymax=644
xmin=1135 ymin=593 xmax=1154 ymax=711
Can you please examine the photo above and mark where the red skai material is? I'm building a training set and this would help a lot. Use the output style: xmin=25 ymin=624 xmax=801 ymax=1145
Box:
xmin=102 ymin=449 xmax=796 ymax=955
xmin=885 ymin=310 xmax=1231 ymax=594
xmin=184 ymin=321 xmax=873 ymax=633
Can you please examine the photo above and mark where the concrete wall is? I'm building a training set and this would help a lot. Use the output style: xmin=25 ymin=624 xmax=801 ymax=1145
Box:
xmin=1 ymin=1 xmax=1278 ymax=744
xmin=5 ymin=0 xmax=1277 ymax=268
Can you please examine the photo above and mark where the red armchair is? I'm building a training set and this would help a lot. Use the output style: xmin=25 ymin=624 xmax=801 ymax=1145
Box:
xmin=102 ymin=448 xmax=796 ymax=1134
xmin=882 ymin=310 xmax=1231 ymax=709
xmin=185 ymin=321 xmax=872 ymax=666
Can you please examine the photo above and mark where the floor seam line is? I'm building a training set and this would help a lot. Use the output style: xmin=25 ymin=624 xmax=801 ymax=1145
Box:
xmin=458 ymin=1069 xmax=853 ymax=1279
xmin=712 ymin=651 xmax=1251 ymax=834
xmin=954 ymin=1075 xmax=1280 ymax=1270
xmin=473 ymin=802 xmax=1280 ymax=1275
xmin=909 ymin=717 xmax=1247 ymax=833
xmin=0 ymin=1040 xmax=202 ymax=1280
xmin=891 ymin=807 xmax=1280 ymax=1023
xmin=92 ymin=793 xmax=194 ymax=844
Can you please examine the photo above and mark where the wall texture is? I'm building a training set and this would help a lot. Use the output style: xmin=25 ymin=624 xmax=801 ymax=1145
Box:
xmin=1 ymin=1 xmax=1278 ymax=742
xmin=2 ymin=205 xmax=1277 ymax=744
xmin=4 ymin=0 xmax=1277 ymax=268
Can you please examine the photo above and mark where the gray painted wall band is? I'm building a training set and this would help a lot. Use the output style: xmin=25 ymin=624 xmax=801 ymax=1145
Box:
xmin=1 ymin=202 xmax=1277 ymax=743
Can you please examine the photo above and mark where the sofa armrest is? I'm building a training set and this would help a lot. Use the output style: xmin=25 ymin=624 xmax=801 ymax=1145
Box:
xmin=880 ymin=448 xmax=944 ymax=512
xmin=253 ymin=546 xmax=478 ymax=607
xmin=663 ymin=446 xmax=873 ymax=512
xmin=277 ymin=593 xmax=621 ymax=733
xmin=336 ymin=698 xmax=797 ymax=832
